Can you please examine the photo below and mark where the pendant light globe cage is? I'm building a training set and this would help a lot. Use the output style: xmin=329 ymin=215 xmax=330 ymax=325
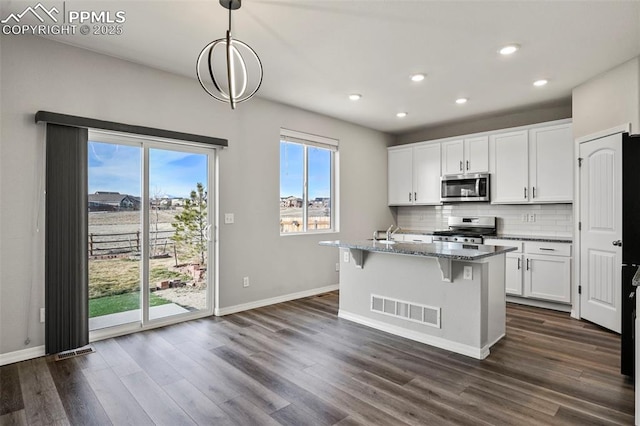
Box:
xmin=196 ymin=0 xmax=263 ymax=109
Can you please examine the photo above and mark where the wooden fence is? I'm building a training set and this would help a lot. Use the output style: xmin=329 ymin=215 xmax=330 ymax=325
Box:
xmin=88 ymin=230 xmax=175 ymax=258
xmin=280 ymin=216 xmax=331 ymax=233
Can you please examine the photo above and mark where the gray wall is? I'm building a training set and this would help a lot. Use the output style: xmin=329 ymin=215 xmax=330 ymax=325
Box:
xmin=0 ymin=35 xmax=394 ymax=356
xmin=394 ymin=99 xmax=572 ymax=145
xmin=572 ymin=56 xmax=640 ymax=139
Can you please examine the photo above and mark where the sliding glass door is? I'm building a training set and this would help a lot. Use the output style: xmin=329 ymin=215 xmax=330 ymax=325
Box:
xmin=87 ymin=131 xmax=215 ymax=332
xmin=147 ymin=147 xmax=209 ymax=321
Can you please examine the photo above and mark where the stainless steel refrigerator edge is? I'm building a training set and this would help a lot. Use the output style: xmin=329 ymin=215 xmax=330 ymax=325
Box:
xmin=621 ymin=132 xmax=640 ymax=377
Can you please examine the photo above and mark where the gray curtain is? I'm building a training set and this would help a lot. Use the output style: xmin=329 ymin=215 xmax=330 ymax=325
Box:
xmin=45 ymin=123 xmax=89 ymax=354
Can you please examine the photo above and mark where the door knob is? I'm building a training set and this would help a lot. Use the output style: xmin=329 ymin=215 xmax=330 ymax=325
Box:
xmin=612 ymin=240 xmax=623 ymax=247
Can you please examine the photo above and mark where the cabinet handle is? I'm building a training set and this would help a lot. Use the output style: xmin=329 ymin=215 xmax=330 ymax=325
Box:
xmin=539 ymin=248 xmax=555 ymax=251
xmin=532 ymin=187 xmax=536 ymax=198
xmin=524 ymin=187 xmax=527 ymax=199
xmin=517 ymin=258 xmax=521 ymax=270
xmin=612 ymin=240 xmax=622 ymax=247
xmin=459 ymin=160 xmax=463 ymax=171
xmin=409 ymin=192 xmax=412 ymax=202
xmin=466 ymin=160 xmax=469 ymax=171
xmin=414 ymin=192 xmax=417 ymax=201
xmin=526 ymin=259 xmax=530 ymax=270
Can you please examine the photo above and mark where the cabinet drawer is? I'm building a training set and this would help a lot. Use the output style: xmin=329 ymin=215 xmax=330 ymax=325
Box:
xmin=484 ymin=239 xmax=523 ymax=253
xmin=525 ymin=242 xmax=571 ymax=257
xmin=402 ymin=234 xmax=433 ymax=243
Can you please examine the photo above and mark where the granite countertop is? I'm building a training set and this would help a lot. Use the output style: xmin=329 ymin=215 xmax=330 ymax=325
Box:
xmin=319 ymin=240 xmax=517 ymax=261
xmin=491 ymin=234 xmax=573 ymax=243
xmin=392 ymin=229 xmax=573 ymax=244
xmin=633 ymin=267 xmax=640 ymax=287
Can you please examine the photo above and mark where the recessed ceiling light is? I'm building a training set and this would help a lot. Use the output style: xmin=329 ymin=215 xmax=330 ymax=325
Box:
xmin=348 ymin=93 xmax=362 ymax=101
xmin=533 ymin=79 xmax=548 ymax=87
xmin=396 ymin=112 xmax=408 ymax=118
xmin=411 ymin=74 xmax=425 ymax=82
xmin=499 ymin=44 xmax=520 ymax=55
xmin=455 ymin=98 xmax=468 ymax=105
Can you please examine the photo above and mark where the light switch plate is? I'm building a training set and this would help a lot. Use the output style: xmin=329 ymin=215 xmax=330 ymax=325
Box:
xmin=224 ymin=213 xmax=234 ymax=224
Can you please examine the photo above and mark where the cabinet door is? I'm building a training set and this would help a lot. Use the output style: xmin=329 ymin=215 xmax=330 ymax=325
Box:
xmin=441 ymin=140 xmax=464 ymax=175
xmin=413 ymin=143 xmax=441 ymax=205
xmin=388 ymin=147 xmax=414 ymax=205
xmin=464 ymin=136 xmax=489 ymax=173
xmin=524 ymin=255 xmax=571 ymax=303
xmin=505 ymin=253 xmax=524 ymax=296
xmin=491 ymin=130 xmax=529 ymax=203
xmin=529 ymin=124 xmax=573 ymax=203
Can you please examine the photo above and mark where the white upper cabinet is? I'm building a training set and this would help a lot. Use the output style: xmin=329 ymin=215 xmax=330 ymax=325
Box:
xmin=529 ymin=123 xmax=574 ymax=203
xmin=491 ymin=122 xmax=573 ymax=204
xmin=491 ymin=130 xmax=529 ymax=203
xmin=464 ymin=136 xmax=489 ymax=173
xmin=388 ymin=147 xmax=414 ymax=205
xmin=441 ymin=140 xmax=464 ymax=174
xmin=388 ymin=143 xmax=441 ymax=206
xmin=441 ymin=136 xmax=488 ymax=175
xmin=389 ymin=120 xmax=572 ymax=207
xmin=413 ymin=143 xmax=441 ymax=205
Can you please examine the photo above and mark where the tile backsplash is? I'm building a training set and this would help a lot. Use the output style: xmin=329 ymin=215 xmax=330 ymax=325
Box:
xmin=396 ymin=203 xmax=573 ymax=237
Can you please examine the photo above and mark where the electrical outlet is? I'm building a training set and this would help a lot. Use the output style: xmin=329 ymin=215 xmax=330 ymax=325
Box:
xmin=335 ymin=263 xmax=340 ymax=272
xmin=528 ymin=214 xmax=536 ymax=222
xmin=224 ymin=213 xmax=235 ymax=224
xmin=463 ymin=266 xmax=473 ymax=280
xmin=521 ymin=214 xmax=527 ymax=222
xmin=40 ymin=308 xmax=45 ymax=323
xmin=343 ymin=251 xmax=349 ymax=263
xmin=243 ymin=276 xmax=249 ymax=287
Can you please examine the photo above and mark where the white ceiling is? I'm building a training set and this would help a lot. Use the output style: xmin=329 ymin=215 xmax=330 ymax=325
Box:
xmin=3 ymin=0 xmax=640 ymax=134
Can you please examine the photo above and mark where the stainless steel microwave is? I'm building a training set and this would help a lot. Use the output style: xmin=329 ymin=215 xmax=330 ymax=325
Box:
xmin=440 ymin=173 xmax=490 ymax=202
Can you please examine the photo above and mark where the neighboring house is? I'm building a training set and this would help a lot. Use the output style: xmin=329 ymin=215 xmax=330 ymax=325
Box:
xmin=311 ymin=197 xmax=330 ymax=208
xmin=88 ymin=191 xmax=141 ymax=211
xmin=281 ymin=196 xmax=303 ymax=208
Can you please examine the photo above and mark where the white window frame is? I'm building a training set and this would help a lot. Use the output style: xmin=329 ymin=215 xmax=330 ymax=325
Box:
xmin=280 ymin=128 xmax=339 ymax=235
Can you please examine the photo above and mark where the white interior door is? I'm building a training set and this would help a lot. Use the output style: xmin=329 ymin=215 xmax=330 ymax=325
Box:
xmin=579 ymin=133 xmax=622 ymax=333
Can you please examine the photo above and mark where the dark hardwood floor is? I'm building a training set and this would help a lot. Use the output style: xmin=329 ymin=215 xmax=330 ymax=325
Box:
xmin=0 ymin=291 xmax=634 ymax=425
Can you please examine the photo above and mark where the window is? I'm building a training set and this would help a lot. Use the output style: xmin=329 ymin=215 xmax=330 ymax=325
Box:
xmin=280 ymin=129 xmax=338 ymax=234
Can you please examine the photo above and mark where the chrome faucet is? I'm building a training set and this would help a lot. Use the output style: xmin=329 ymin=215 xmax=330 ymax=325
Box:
xmin=386 ymin=224 xmax=399 ymax=241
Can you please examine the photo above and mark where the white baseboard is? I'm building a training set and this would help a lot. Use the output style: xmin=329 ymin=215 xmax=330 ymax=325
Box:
xmin=338 ymin=310 xmax=498 ymax=360
xmin=506 ymin=296 xmax=571 ymax=313
xmin=215 ymin=284 xmax=339 ymax=316
xmin=0 ymin=345 xmax=46 ymax=366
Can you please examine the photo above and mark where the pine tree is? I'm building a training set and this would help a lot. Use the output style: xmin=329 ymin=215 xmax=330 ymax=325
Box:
xmin=171 ymin=183 xmax=207 ymax=265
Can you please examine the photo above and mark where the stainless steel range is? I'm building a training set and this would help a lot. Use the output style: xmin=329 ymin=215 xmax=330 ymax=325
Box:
xmin=431 ymin=216 xmax=496 ymax=244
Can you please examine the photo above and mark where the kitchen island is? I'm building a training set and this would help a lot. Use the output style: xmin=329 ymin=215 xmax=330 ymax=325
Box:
xmin=320 ymin=240 xmax=517 ymax=359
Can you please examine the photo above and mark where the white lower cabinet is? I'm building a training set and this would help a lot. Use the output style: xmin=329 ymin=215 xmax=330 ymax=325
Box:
xmin=524 ymin=254 xmax=571 ymax=303
xmin=484 ymin=239 xmax=571 ymax=304
xmin=505 ymin=253 xmax=524 ymax=296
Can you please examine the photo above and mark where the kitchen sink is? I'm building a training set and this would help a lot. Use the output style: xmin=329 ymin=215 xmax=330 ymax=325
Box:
xmin=375 ymin=240 xmax=396 ymax=245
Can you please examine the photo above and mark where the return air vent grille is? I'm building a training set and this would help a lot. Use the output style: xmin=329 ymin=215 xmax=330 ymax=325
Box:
xmin=370 ymin=295 xmax=441 ymax=328
xmin=54 ymin=346 xmax=95 ymax=361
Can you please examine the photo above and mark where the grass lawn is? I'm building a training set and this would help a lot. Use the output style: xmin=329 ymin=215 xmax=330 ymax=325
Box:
xmin=89 ymin=291 xmax=171 ymax=317
xmin=89 ymin=257 xmax=192 ymax=298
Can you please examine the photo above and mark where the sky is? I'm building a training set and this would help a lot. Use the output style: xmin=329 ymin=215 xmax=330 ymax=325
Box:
xmin=280 ymin=142 xmax=331 ymax=199
xmin=88 ymin=141 xmax=207 ymax=198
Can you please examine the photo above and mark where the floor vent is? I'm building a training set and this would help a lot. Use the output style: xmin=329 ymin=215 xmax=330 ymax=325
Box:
xmin=54 ymin=346 xmax=95 ymax=361
xmin=371 ymin=295 xmax=441 ymax=328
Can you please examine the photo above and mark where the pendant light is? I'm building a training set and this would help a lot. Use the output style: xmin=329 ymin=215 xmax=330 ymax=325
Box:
xmin=196 ymin=0 xmax=263 ymax=109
